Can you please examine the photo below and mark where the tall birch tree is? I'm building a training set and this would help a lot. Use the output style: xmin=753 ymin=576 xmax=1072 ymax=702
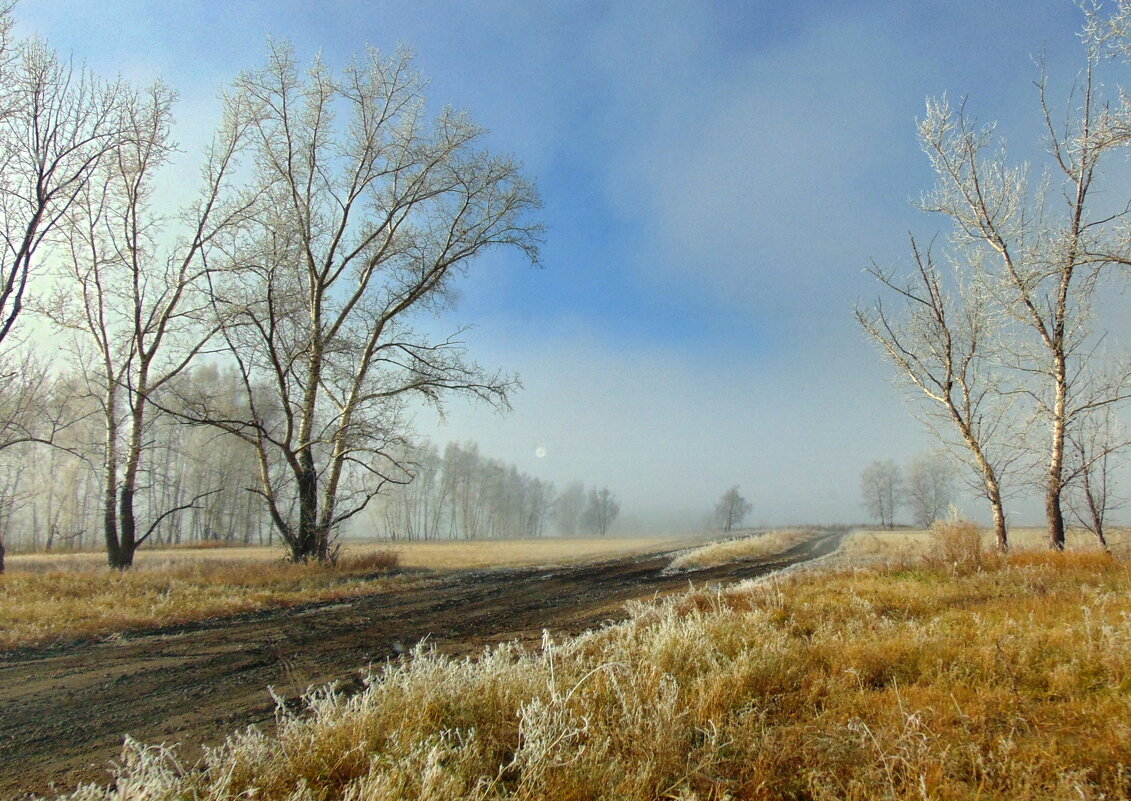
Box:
xmin=44 ymin=82 xmax=256 ymax=568
xmin=865 ymin=7 xmax=1131 ymax=550
xmin=857 ymin=244 xmax=1019 ymax=549
xmin=184 ymin=43 xmax=542 ymax=563
xmin=917 ymin=61 xmax=1131 ymax=550
xmin=0 ymin=6 xmax=136 ymax=569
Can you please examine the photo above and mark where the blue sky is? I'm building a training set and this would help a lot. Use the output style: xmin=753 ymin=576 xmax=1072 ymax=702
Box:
xmin=14 ymin=1 xmax=1104 ymax=529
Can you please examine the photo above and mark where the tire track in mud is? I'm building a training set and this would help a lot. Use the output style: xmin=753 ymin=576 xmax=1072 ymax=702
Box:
xmin=0 ymin=532 xmax=843 ymax=798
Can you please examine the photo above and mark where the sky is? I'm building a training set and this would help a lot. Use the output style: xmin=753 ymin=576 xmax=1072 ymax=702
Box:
xmin=12 ymin=1 xmax=1111 ymax=530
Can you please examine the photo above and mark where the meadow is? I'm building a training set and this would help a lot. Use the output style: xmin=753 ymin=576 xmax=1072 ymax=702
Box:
xmin=0 ymin=536 xmax=684 ymax=650
xmin=835 ymin=525 xmax=1131 ymax=564
xmin=53 ymin=522 xmax=1131 ymax=801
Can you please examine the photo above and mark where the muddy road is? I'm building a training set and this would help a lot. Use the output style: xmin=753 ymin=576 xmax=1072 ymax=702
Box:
xmin=0 ymin=532 xmax=843 ymax=798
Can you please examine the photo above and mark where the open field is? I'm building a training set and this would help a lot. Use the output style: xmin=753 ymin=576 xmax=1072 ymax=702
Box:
xmin=5 ymin=535 xmax=688 ymax=574
xmin=363 ymin=535 xmax=695 ymax=571
xmin=11 ymin=526 xmax=1131 ymax=800
xmin=835 ymin=525 xmax=1131 ymax=564
xmin=0 ymin=537 xmax=686 ymax=650
xmin=35 ymin=541 xmax=1131 ymax=800
xmin=0 ymin=532 xmax=844 ymax=798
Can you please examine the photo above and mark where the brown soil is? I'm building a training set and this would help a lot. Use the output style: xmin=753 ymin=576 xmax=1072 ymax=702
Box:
xmin=0 ymin=532 xmax=843 ymax=799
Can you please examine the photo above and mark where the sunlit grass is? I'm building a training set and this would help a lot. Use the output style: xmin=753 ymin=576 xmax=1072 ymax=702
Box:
xmin=0 ymin=536 xmax=685 ymax=650
xmin=0 ymin=553 xmax=408 ymax=651
xmin=667 ymin=528 xmax=813 ymax=571
xmin=373 ymin=536 xmax=688 ymax=571
xmin=836 ymin=524 xmax=1131 ymax=564
xmin=7 ymin=535 xmax=684 ymax=573
xmin=57 ymin=540 xmax=1131 ymax=800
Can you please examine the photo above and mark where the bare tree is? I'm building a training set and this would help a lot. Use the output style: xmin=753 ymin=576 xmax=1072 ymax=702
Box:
xmin=914 ymin=14 xmax=1131 ymax=548
xmin=904 ymin=452 xmax=954 ymax=528
xmin=43 ymin=80 xmax=255 ymax=568
xmin=183 ymin=43 xmax=542 ymax=562
xmin=553 ymin=481 xmax=585 ymax=537
xmin=520 ymin=476 xmax=556 ymax=538
xmin=372 ymin=439 xmax=559 ymax=541
xmin=1064 ymin=406 xmax=1125 ymax=550
xmin=0 ymin=352 xmax=76 ymax=571
xmin=582 ymin=487 xmax=619 ymax=537
xmin=857 ymin=243 xmax=1019 ymax=549
xmin=860 ymin=459 xmax=902 ymax=529
xmin=160 ymin=366 xmax=273 ymax=546
xmin=377 ymin=441 xmax=447 ymax=541
xmin=443 ymin=441 xmax=486 ymax=540
xmin=0 ymin=12 xmax=131 ymax=349
xmin=0 ymin=7 xmax=140 ymax=569
xmin=713 ymin=485 xmax=752 ymax=533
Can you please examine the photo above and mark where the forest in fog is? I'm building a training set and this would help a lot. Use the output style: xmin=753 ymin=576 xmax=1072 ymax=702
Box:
xmin=0 ymin=366 xmax=608 ymax=553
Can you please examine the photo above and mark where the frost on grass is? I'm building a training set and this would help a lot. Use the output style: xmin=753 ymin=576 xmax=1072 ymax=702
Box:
xmin=59 ymin=552 xmax=1131 ymax=801
xmin=666 ymin=529 xmax=813 ymax=572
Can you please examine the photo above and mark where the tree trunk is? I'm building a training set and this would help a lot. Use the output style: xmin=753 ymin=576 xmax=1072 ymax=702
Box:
xmin=979 ymin=468 xmax=1008 ymax=552
xmin=111 ymin=393 xmax=149 ymax=570
xmin=104 ymin=501 xmax=122 ymax=568
xmin=989 ymin=489 xmax=1007 ymax=553
xmin=1045 ymin=325 xmax=1070 ymax=552
xmin=103 ymin=464 xmax=122 ymax=569
xmin=114 ymin=485 xmax=137 ymax=569
xmin=102 ymin=379 xmax=124 ymax=568
xmin=1047 ymin=402 xmax=1067 ymax=551
xmin=1086 ymin=486 xmax=1108 ymax=551
xmin=0 ymin=533 xmax=5 ymax=574
xmin=291 ymin=450 xmax=321 ymax=562
xmin=1046 ymin=482 xmax=1066 ymax=551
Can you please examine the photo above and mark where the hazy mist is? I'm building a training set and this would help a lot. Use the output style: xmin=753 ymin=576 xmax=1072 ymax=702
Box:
xmin=14 ymin=1 xmax=1118 ymax=531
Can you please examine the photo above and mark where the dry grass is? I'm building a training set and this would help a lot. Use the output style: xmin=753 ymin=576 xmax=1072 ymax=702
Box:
xmin=0 ymin=553 xmax=407 ymax=651
xmin=376 ymin=536 xmax=687 ymax=571
xmin=0 ymin=537 xmax=681 ymax=651
xmin=667 ymin=529 xmax=813 ymax=571
xmin=836 ymin=524 xmax=1131 ymax=565
xmin=6 ymin=536 xmax=682 ymax=573
xmin=55 ymin=542 xmax=1131 ymax=800
xmin=922 ymin=518 xmax=986 ymax=574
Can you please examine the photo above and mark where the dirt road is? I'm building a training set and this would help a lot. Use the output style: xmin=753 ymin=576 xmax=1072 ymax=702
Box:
xmin=0 ymin=532 xmax=843 ymax=798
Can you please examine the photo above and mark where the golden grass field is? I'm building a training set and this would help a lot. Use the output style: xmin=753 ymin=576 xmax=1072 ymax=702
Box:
xmin=5 ymin=535 xmax=686 ymax=574
xmin=55 ymin=524 xmax=1131 ymax=801
xmin=667 ymin=528 xmax=813 ymax=571
xmin=366 ymin=535 xmax=690 ymax=571
xmin=835 ymin=524 xmax=1131 ymax=563
xmin=0 ymin=536 xmax=686 ymax=650
xmin=5 ymin=527 xmax=1120 ymax=653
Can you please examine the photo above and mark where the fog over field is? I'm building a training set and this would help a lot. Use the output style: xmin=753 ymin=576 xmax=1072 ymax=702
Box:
xmin=14 ymin=1 xmax=1118 ymax=529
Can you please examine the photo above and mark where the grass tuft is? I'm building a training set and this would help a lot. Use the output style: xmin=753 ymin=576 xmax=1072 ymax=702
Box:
xmin=332 ymin=549 xmax=401 ymax=572
xmin=923 ymin=518 xmax=987 ymax=575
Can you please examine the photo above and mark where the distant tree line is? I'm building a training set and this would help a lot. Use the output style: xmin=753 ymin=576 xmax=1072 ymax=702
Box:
xmin=372 ymin=440 xmax=620 ymax=540
xmin=0 ymin=390 xmax=623 ymax=553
